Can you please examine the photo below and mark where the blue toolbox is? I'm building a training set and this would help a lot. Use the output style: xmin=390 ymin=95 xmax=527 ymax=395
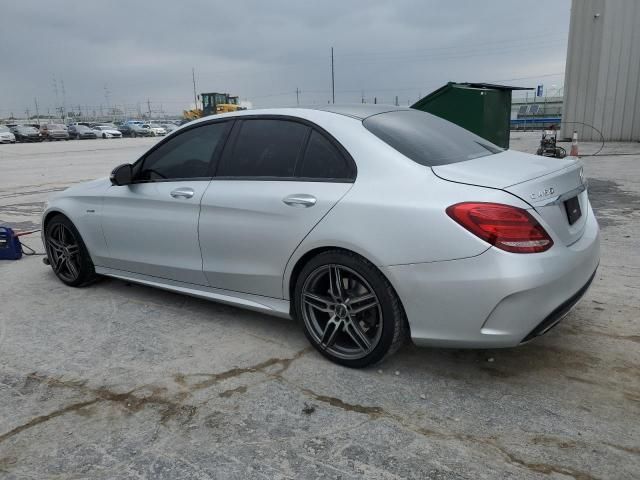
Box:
xmin=0 ymin=227 xmax=22 ymax=260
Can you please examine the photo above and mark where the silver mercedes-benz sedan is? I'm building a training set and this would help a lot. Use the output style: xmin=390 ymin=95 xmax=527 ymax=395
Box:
xmin=42 ymin=105 xmax=600 ymax=367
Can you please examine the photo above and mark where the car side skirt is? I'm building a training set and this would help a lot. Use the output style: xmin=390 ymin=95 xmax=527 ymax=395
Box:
xmin=95 ymin=266 xmax=292 ymax=319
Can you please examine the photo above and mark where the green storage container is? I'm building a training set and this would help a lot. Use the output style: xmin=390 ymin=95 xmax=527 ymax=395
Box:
xmin=411 ymin=82 xmax=531 ymax=149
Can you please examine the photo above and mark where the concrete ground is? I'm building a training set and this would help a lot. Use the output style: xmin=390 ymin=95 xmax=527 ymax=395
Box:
xmin=0 ymin=133 xmax=638 ymax=479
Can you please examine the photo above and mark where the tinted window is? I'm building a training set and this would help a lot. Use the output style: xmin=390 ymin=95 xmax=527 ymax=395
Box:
xmin=217 ymin=119 xmax=308 ymax=177
xmin=300 ymin=131 xmax=353 ymax=179
xmin=363 ymin=110 xmax=502 ymax=166
xmin=138 ymin=122 xmax=229 ymax=181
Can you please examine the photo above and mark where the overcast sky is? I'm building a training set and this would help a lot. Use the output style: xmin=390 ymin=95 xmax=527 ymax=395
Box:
xmin=0 ymin=0 xmax=570 ymax=117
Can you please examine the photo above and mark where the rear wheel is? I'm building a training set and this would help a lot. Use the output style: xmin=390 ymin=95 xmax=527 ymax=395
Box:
xmin=45 ymin=215 xmax=96 ymax=287
xmin=294 ymin=250 xmax=407 ymax=368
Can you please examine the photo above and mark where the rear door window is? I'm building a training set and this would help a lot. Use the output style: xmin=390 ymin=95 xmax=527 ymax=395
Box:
xmin=298 ymin=130 xmax=354 ymax=180
xmin=216 ymin=119 xmax=308 ymax=178
xmin=363 ymin=110 xmax=502 ymax=166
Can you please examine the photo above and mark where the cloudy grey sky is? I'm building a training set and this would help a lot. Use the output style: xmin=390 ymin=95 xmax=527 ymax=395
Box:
xmin=0 ymin=0 xmax=570 ymax=117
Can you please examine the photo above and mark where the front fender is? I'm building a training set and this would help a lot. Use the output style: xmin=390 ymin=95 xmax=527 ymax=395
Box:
xmin=42 ymin=179 xmax=111 ymax=265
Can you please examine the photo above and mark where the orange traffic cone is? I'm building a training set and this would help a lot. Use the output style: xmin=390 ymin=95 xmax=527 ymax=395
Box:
xmin=569 ymin=130 xmax=579 ymax=157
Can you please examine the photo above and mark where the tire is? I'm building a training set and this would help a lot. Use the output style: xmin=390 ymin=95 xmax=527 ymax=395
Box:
xmin=44 ymin=214 xmax=97 ymax=287
xmin=132 ymin=131 xmax=137 ymax=138
xmin=103 ymin=133 xmax=107 ymax=139
xmin=294 ymin=250 xmax=407 ymax=368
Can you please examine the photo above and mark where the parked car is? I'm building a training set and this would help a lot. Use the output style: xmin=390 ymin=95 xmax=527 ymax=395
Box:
xmin=68 ymin=124 xmax=97 ymax=140
xmin=129 ymin=123 xmax=153 ymax=137
xmin=0 ymin=125 xmax=16 ymax=143
xmin=146 ymin=123 xmax=167 ymax=136
xmin=92 ymin=125 xmax=123 ymax=139
xmin=160 ymin=123 xmax=179 ymax=133
xmin=12 ymin=125 xmax=43 ymax=142
xmin=116 ymin=124 xmax=132 ymax=136
xmin=40 ymin=124 xmax=70 ymax=141
xmin=41 ymin=106 xmax=600 ymax=368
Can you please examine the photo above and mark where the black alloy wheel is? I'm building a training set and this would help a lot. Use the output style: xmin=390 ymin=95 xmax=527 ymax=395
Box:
xmin=45 ymin=215 xmax=96 ymax=287
xmin=295 ymin=250 xmax=407 ymax=368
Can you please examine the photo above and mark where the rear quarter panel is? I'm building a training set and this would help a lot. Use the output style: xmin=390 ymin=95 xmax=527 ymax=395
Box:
xmin=282 ymin=122 xmax=532 ymax=299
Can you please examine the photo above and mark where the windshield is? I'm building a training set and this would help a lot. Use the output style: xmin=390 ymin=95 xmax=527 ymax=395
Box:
xmin=19 ymin=126 xmax=38 ymax=133
xmin=49 ymin=124 xmax=65 ymax=130
xmin=76 ymin=125 xmax=90 ymax=132
xmin=0 ymin=126 xmax=9 ymax=132
xmin=362 ymin=110 xmax=502 ymax=167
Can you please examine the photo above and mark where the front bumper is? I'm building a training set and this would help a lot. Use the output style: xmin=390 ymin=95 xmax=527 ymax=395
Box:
xmin=382 ymin=205 xmax=600 ymax=348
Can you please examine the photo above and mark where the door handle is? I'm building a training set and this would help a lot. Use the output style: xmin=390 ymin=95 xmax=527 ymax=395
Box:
xmin=170 ymin=187 xmax=195 ymax=199
xmin=283 ymin=194 xmax=317 ymax=207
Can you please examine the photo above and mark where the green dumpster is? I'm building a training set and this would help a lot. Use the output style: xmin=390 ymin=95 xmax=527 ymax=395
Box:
xmin=411 ymin=82 xmax=532 ymax=149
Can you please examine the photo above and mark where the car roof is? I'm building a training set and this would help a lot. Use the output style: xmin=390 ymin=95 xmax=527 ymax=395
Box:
xmin=312 ymin=104 xmax=411 ymax=120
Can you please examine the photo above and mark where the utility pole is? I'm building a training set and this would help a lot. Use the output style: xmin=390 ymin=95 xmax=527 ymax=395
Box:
xmin=192 ymin=68 xmax=198 ymax=110
xmin=25 ymin=108 xmax=30 ymax=120
xmin=52 ymin=75 xmax=59 ymax=110
xmin=147 ymin=99 xmax=152 ymax=119
xmin=331 ymin=47 xmax=335 ymax=104
xmin=296 ymin=87 xmax=300 ymax=106
xmin=361 ymin=90 xmax=365 ymax=104
xmin=61 ymin=80 xmax=66 ymax=117
xmin=34 ymin=98 xmax=40 ymax=125
xmin=395 ymin=95 xmax=399 ymax=106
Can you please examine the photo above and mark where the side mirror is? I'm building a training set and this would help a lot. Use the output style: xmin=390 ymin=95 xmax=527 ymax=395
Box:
xmin=110 ymin=163 xmax=133 ymax=186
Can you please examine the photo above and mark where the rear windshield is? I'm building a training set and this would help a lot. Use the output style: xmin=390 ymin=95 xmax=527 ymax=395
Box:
xmin=363 ymin=110 xmax=502 ymax=166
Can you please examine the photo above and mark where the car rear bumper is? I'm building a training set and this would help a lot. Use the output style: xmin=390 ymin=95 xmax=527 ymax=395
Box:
xmin=382 ymin=204 xmax=600 ymax=348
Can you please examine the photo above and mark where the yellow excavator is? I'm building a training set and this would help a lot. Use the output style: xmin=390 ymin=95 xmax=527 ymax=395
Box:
xmin=183 ymin=92 xmax=244 ymax=120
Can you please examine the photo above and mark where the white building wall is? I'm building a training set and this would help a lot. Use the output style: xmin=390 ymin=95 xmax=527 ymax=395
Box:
xmin=562 ymin=0 xmax=640 ymax=141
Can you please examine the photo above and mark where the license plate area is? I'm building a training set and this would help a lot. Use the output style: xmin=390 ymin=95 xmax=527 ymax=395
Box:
xmin=564 ymin=196 xmax=582 ymax=225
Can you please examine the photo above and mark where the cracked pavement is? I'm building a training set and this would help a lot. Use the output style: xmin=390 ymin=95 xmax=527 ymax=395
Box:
xmin=0 ymin=134 xmax=639 ymax=479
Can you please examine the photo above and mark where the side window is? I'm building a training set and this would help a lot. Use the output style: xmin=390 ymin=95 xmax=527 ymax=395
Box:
xmin=137 ymin=122 xmax=229 ymax=181
xmin=299 ymin=130 xmax=353 ymax=180
xmin=217 ymin=119 xmax=308 ymax=178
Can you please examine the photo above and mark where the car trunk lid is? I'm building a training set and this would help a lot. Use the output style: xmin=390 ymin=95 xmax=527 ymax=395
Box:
xmin=433 ymin=150 xmax=589 ymax=246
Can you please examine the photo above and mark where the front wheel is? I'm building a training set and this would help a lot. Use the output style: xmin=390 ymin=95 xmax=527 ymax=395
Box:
xmin=294 ymin=250 xmax=407 ymax=368
xmin=45 ymin=215 xmax=96 ymax=287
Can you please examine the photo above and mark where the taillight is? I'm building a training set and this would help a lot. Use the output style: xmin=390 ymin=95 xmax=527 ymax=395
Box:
xmin=446 ymin=202 xmax=553 ymax=253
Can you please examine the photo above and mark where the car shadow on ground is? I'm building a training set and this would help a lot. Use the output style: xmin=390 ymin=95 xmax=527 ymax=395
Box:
xmin=77 ymin=273 xmax=618 ymax=389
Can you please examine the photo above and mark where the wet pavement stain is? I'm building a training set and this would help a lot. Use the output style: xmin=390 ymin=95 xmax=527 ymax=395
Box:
xmin=587 ymin=178 xmax=640 ymax=228
xmin=218 ymin=385 xmax=248 ymax=398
